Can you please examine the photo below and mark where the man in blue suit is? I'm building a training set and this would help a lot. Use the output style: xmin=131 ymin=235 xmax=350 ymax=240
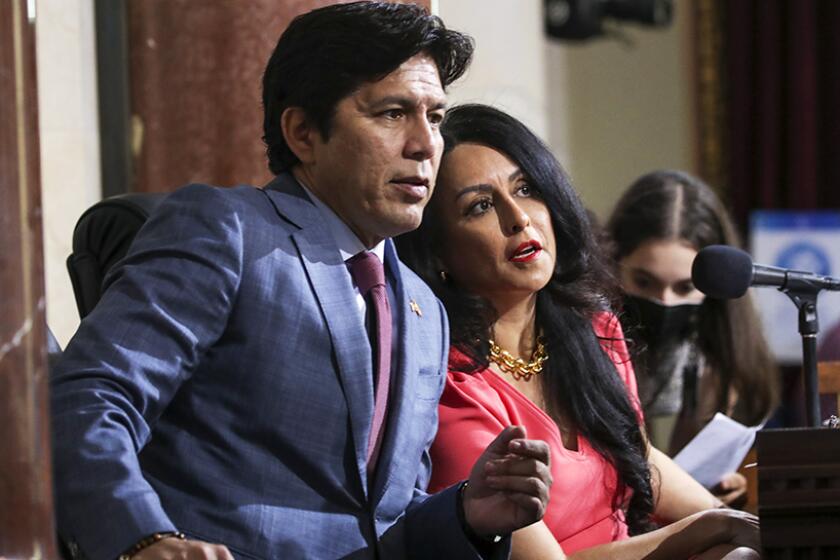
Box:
xmin=51 ymin=3 xmax=552 ymax=559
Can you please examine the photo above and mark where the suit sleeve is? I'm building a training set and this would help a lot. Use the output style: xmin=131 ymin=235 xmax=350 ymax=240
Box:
xmin=403 ymin=300 xmax=511 ymax=560
xmin=51 ymin=184 xmax=244 ymax=560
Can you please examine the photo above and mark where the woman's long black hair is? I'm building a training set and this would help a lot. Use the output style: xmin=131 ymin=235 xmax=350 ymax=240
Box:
xmin=396 ymin=104 xmax=655 ymax=534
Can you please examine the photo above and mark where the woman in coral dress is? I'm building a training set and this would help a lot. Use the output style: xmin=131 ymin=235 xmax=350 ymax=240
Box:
xmin=397 ymin=104 xmax=761 ymax=559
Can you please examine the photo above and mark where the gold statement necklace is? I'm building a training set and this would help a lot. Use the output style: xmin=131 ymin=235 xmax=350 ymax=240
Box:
xmin=488 ymin=337 xmax=548 ymax=382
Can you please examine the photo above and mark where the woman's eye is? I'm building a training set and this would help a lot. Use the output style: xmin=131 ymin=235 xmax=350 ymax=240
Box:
xmin=674 ymin=282 xmax=697 ymax=296
xmin=516 ymin=183 xmax=532 ymax=197
xmin=467 ymin=199 xmax=493 ymax=216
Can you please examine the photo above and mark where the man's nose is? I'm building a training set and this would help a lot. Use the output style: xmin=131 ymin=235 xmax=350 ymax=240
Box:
xmin=403 ymin=117 xmax=438 ymax=161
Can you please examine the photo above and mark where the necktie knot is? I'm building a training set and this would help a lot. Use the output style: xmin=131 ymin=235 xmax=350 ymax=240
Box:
xmin=348 ymin=251 xmax=385 ymax=296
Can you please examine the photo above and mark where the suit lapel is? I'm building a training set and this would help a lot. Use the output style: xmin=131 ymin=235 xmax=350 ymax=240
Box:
xmin=261 ymin=174 xmax=319 ymax=228
xmin=262 ymin=174 xmax=375 ymax=496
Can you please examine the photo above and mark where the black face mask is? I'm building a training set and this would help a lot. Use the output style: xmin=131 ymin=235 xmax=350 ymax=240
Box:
xmin=620 ymin=294 xmax=701 ymax=349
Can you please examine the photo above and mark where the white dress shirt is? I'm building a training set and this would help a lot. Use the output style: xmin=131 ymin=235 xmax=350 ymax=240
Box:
xmin=299 ymin=182 xmax=385 ymax=317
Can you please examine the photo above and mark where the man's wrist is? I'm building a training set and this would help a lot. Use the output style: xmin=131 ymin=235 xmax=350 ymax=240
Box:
xmin=118 ymin=531 xmax=185 ymax=559
xmin=456 ymin=481 xmax=503 ymax=547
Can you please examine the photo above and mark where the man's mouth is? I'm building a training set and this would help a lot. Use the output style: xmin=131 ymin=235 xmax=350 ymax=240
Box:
xmin=390 ymin=177 xmax=429 ymax=200
xmin=509 ymin=240 xmax=543 ymax=263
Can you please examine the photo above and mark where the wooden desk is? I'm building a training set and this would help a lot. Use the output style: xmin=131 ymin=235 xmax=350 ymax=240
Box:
xmin=739 ymin=447 xmax=758 ymax=515
xmin=757 ymin=427 xmax=840 ymax=556
xmin=820 ymin=361 xmax=840 ymax=418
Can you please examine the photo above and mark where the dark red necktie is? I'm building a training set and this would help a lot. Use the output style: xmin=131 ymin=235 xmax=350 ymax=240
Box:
xmin=348 ymin=251 xmax=392 ymax=472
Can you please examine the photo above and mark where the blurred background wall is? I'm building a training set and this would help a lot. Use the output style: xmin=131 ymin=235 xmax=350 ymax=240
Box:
xmin=9 ymin=1 xmax=837 ymax=554
xmin=546 ymin=2 xmax=696 ymax=217
xmin=36 ymin=0 xmax=839 ymax=347
xmin=439 ymin=0 xmax=694 ymax=218
xmin=38 ymin=0 xmax=697 ymax=346
xmin=37 ymin=0 xmax=101 ymax=348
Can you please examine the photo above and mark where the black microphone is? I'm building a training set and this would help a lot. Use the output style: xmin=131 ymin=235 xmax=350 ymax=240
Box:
xmin=691 ymin=245 xmax=840 ymax=299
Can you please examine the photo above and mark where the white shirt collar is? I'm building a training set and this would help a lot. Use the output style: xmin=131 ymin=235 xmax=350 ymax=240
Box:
xmin=299 ymin=182 xmax=386 ymax=265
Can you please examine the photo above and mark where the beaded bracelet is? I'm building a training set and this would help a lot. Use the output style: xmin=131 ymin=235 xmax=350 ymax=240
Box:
xmin=118 ymin=531 xmax=186 ymax=560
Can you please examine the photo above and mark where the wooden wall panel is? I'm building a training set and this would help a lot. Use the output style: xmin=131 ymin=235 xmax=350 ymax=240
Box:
xmin=128 ymin=0 xmax=431 ymax=193
xmin=0 ymin=1 xmax=58 ymax=557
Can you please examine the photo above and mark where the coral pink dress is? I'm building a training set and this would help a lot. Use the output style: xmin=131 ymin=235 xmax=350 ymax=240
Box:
xmin=428 ymin=314 xmax=642 ymax=554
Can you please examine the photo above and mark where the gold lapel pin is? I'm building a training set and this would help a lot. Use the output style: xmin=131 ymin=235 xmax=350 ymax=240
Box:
xmin=409 ymin=300 xmax=422 ymax=317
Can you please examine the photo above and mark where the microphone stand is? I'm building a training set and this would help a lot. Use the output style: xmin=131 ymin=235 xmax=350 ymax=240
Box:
xmin=781 ymin=288 xmax=821 ymax=427
xmin=754 ymin=268 xmax=840 ymax=554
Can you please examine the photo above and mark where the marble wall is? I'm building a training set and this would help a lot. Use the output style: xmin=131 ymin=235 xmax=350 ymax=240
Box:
xmin=1 ymin=0 xmax=59 ymax=554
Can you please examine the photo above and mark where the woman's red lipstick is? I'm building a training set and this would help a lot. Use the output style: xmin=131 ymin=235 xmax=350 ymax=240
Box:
xmin=509 ymin=240 xmax=542 ymax=263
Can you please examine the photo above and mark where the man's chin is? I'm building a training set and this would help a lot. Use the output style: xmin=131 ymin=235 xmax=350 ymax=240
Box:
xmin=380 ymin=208 xmax=424 ymax=237
xmin=384 ymin=223 xmax=422 ymax=240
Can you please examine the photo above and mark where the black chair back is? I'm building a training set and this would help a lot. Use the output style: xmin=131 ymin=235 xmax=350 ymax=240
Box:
xmin=66 ymin=193 xmax=166 ymax=318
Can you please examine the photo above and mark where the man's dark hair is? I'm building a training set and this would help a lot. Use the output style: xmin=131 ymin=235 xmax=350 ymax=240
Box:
xmin=262 ymin=1 xmax=474 ymax=174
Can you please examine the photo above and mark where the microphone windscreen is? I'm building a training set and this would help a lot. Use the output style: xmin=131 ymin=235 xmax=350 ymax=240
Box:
xmin=691 ymin=245 xmax=753 ymax=299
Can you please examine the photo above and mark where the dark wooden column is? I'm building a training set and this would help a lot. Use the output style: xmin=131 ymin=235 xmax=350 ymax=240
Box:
xmin=0 ymin=1 xmax=59 ymax=558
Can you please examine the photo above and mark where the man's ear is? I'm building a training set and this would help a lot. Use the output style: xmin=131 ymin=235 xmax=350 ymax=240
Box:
xmin=281 ymin=106 xmax=319 ymax=164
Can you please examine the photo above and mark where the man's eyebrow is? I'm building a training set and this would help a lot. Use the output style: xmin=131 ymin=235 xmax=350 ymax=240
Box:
xmin=370 ymin=96 xmax=447 ymax=110
xmin=455 ymin=184 xmax=492 ymax=201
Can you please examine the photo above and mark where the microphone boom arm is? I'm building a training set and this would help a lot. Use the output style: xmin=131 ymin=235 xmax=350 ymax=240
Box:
xmin=753 ymin=264 xmax=840 ymax=293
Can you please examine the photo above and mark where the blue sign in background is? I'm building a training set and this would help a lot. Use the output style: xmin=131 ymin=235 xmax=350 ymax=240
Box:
xmin=750 ymin=211 xmax=840 ymax=364
xmin=776 ymin=242 xmax=832 ymax=276
xmin=752 ymin=211 xmax=840 ymax=231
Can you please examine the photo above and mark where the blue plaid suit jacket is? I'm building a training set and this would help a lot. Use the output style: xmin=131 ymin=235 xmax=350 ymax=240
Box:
xmin=51 ymin=173 xmax=498 ymax=560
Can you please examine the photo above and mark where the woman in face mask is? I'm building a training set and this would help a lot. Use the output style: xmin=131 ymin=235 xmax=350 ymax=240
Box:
xmin=606 ymin=170 xmax=780 ymax=506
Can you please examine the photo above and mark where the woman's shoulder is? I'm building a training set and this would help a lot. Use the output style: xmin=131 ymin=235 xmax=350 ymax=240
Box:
xmin=591 ymin=312 xmax=641 ymax=407
xmin=447 ymin=345 xmax=483 ymax=374
xmin=442 ymin=347 xmax=511 ymax=417
xmin=445 ymin=347 xmax=496 ymax=394
xmin=591 ymin=310 xmax=622 ymax=339
xmin=592 ymin=311 xmax=632 ymax=363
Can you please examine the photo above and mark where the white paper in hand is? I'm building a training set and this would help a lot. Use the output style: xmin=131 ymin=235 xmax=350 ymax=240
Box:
xmin=673 ymin=412 xmax=759 ymax=488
